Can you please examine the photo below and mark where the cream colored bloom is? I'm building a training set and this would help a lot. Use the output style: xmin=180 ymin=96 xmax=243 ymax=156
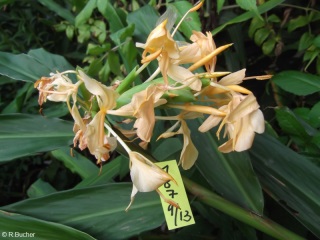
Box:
xmin=177 ymin=31 xmax=217 ymax=72
xmin=110 ymin=84 xmax=167 ymax=142
xmin=126 ymin=151 xmax=177 ymax=211
xmin=78 ymin=70 xmax=119 ymax=111
xmin=199 ymin=94 xmax=265 ymax=152
xmin=34 ymin=71 xmax=78 ymax=106
xmin=77 ymin=70 xmax=119 ymax=164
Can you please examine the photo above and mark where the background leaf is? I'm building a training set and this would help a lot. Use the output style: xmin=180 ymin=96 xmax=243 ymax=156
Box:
xmin=2 ymin=183 xmax=164 ymax=240
xmin=0 ymin=210 xmax=95 ymax=240
xmin=249 ymin=133 xmax=320 ymax=237
xmin=0 ymin=48 xmax=74 ymax=82
xmin=272 ymin=71 xmax=320 ymax=96
xmin=190 ymin=120 xmax=264 ymax=214
xmin=0 ymin=114 xmax=73 ymax=162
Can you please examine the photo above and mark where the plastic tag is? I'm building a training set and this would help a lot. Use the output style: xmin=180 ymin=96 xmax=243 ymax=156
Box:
xmin=156 ymin=160 xmax=195 ymax=230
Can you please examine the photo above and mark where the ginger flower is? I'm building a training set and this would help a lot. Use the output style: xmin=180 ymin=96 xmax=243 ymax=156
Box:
xmin=104 ymin=123 xmax=179 ymax=212
xmin=126 ymin=151 xmax=178 ymax=211
xmin=34 ymin=71 xmax=79 ymax=106
xmin=138 ymin=19 xmax=179 ymax=65
xmin=137 ymin=19 xmax=201 ymax=91
xmin=78 ymin=70 xmax=119 ymax=164
xmin=177 ymin=31 xmax=217 ymax=73
xmin=109 ymin=84 xmax=167 ymax=142
xmin=199 ymin=93 xmax=265 ymax=152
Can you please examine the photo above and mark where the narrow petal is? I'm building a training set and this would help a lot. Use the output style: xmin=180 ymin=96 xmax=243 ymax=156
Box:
xmin=168 ymin=64 xmax=201 ymax=91
xmin=228 ymin=94 xmax=259 ymax=122
xmin=179 ymin=121 xmax=198 ymax=170
xmin=198 ymin=114 xmax=222 ymax=132
xmin=219 ymin=69 xmax=246 ymax=86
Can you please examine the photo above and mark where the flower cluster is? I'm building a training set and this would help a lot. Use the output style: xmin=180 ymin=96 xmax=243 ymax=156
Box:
xmin=35 ymin=1 xmax=270 ymax=210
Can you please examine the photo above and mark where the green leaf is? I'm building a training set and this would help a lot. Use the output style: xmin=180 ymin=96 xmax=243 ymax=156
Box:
xmin=287 ymin=15 xmax=309 ymax=32
xmin=0 ymin=210 xmax=96 ymax=240
xmin=66 ymin=25 xmax=75 ymax=40
xmin=27 ymin=48 xmax=74 ymax=73
xmin=86 ymin=43 xmax=111 ymax=56
xmin=27 ymin=179 xmax=57 ymax=198
xmin=262 ymin=37 xmax=276 ymax=55
xmin=0 ymin=49 xmax=74 ymax=82
xmin=97 ymin=0 xmax=124 ymax=33
xmin=51 ymin=147 xmax=98 ymax=179
xmin=1 ymin=82 xmax=34 ymax=114
xmin=107 ymin=51 xmax=122 ymax=76
xmin=236 ymin=0 xmax=259 ymax=17
xmin=275 ymin=107 xmax=311 ymax=143
xmin=75 ymin=0 xmax=97 ymax=27
xmin=267 ymin=14 xmax=281 ymax=23
xmin=298 ymin=32 xmax=314 ymax=51
xmin=0 ymin=52 xmax=50 ymax=82
xmin=272 ymin=71 xmax=320 ymax=96
xmin=170 ymin=1 xmax=201 ymax=38
xmin=254 ymin=28 xmax=271 ymax=46
xmin=74 ymin=155 xmax=129 ymax=189
xmin=184 ymin=178 xmax=305 ymax=240
xmin=217 ymin=0 xmax=225 ymax=13
xmin=248 ymin=16 xmax=265 ymax=38
xmin=77 ymin=24 xmax=91 ymax=43
xmin=37 ymin=0 xmax=75 ymax=24
xmin=249 ymin=133 xmax=320 ymax=237
xmin=152 ymin=138 xmax=182 ymax=161
xmin=189 ymin=120 xmax=264 ymax=214
xmin=313 ymin=35 xmax=320 ymax=48
xmin=0 ymin=114 xmax=73 ymax=162
xmin=2 ymin=183 xmax=164 ymax=240
xmin=212 ymin=0 xmax=285 ymax=35
xmin=309 ymin=102 xmax=320 ymax=128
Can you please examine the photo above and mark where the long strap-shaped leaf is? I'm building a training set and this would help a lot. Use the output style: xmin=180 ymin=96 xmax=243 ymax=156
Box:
xmin=183 ymin=177 xmax=304 ymax=240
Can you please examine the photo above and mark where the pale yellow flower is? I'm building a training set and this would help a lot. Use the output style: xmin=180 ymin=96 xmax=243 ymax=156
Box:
xmin=126 ymin=151 xmax=178 ymax=211
xmin=109 ymin=85 xmax=167 ymax=142
xmin=84 ymin=111 xmax=117 ymax=163
xmin=177 ymin=31 xmax=217 ymax=73
xmin=77 ymin=70 xmax=119 ymax=164
xmin=34 ymin=71 xmax=78 ymax=106
xmin=199 ymin=93 xmax=265 ymax=152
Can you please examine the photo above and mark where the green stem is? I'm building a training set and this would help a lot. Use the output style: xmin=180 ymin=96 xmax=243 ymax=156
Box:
xmin=183 ymin=177 xmax=305 ymax=240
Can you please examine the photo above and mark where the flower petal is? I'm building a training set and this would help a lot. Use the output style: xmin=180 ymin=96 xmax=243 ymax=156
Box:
xmin=129 ymin=151 xmax=174 ymax=192
xmin=219 ymin=69 xmax=246 ymax=86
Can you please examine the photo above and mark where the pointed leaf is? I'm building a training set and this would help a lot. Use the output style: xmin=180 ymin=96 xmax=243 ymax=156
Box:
xmin=2 ymin=183 xmax=164 ymax=240
xmin=0 ymin=114 xmax=73 ymax=162
xmin=272 ymin=71 xmax=320 ymax=96
xmin=0 ymin=210 xmax=95 ymax=240
xmin=249 ymin=133 xmax=320 ymax=237
xmin=51 ymin=147 xmax=98 ymax=179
